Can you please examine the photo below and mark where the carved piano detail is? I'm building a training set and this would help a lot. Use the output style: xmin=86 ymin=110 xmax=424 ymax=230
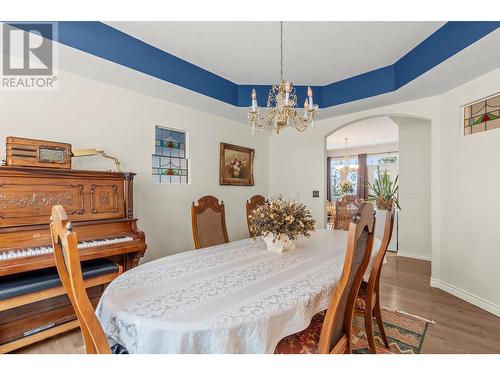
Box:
xmin=0 ymin=166 xmax=147 ymax=353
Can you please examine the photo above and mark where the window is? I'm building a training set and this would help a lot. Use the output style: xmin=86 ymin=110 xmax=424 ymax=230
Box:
xmin=464 ymin=93 xmax=500 ymax=136
xmin=367 ymin=152 xmax=399 ymax=189
xmin=329 ymin=157 xmax=358 ymax=201
xmin=328 ymin=152 xmax=399 ymax=201
xmin=152 ymin=126 xmax=189 ymax=184
xmin=367 ymin=153 xmax=398 ymax=166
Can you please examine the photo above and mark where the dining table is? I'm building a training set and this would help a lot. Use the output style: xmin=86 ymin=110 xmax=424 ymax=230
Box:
xmin=96 ymin=229 xmax=381 ymax=354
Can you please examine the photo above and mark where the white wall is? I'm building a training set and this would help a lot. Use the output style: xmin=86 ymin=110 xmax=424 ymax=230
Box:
xmin=433 ymin=68 xmax=500 ymax=314
xmin=0 ymin=68 xmax=269 ymax=263
xmin=398 ymin=121 xmax=431 ymax=260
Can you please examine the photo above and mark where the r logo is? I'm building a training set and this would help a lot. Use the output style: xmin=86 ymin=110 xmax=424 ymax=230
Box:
xmin=2 ymin=23 xmax=54 ymax=76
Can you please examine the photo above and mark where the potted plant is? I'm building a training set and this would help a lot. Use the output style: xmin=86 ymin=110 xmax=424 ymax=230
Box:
xmin=367 ymin=166 xmax=400 ymax=210
xmin=248 ymin=196 xmax=316 ymax=253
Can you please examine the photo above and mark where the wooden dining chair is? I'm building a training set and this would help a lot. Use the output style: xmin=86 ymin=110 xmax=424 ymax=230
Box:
xmin=191 ymin=195 xmax=230 ymax=249
xmin=49 ymin=205 xmax=111 ymax=354
xmin=275 ymin=203 xmax=375 ymax=354
xmin=354 ymin=205 xmax=395 ymax=354
xmin=334 ymin=195 xmax=364 ymax=231
xmin=246 ymin=194 xmax=266 ymax=237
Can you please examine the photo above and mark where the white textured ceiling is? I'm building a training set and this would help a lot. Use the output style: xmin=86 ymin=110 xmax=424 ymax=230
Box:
xmin=105 ymin=21 xmax=445 ymax=85
xmin=327 ymin=116 xmax=399 ymax=150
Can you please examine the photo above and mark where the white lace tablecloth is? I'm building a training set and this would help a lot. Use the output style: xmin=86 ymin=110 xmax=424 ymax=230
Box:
xmin=96 ymin=229 xmax=380 ymax=354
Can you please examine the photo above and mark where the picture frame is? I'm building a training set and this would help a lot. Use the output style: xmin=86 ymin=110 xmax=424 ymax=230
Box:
xmin=219 ymin=143 xmax=254 ymax=186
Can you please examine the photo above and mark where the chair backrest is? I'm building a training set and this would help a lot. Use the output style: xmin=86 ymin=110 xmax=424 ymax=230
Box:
xmin=334 ymin=195 xmax=364 ymax=231
xmin=318 ymin=202 xmax=375 ymax=354
xmin=49 ymin=205 xmax=111 ymax=354
xmin=367 ymin=205 xmax=395 ymax=296
xmin=246 ymin=194 xmax=266 ymax=237
xmin=191 ymin=195 xmax=230 ymax=249
xmin=327 ymin=200 xmax=335 ymax=221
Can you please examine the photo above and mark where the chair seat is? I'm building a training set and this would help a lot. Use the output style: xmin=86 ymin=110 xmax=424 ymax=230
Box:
xmin=275 ymin=310 xmax=326 ymax=354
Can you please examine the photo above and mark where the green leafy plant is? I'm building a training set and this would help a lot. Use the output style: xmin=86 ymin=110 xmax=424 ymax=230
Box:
xmin=367 ymin=166 xmax=400 ymax=210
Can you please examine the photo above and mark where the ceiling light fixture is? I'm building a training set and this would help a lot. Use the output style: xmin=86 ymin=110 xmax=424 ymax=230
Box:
xmin=335 ymin=138 xmax=359 ymax=172
xmin=248 ymin=21 xmax=319 ymax=135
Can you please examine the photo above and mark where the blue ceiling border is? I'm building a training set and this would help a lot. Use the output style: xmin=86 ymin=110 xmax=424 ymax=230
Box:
xmin=9 ymin=21 xmax=500 ymax=108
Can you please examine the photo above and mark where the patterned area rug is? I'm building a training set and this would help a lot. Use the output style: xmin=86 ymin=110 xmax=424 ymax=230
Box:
xmin=351 ymin=308 xmax=432 ymax=354
xmin=275 ymin=308 xmax=431 ymax=354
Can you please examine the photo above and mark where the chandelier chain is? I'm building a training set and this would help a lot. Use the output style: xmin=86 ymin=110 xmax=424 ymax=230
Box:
xmin=280 ymin=21 xmax=283 ymax=82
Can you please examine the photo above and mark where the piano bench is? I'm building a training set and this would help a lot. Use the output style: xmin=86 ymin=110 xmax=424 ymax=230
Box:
xmin=0 ymin=259 xmax=121 ymax=312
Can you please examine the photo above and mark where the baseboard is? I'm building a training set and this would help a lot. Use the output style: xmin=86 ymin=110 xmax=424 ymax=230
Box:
xmin=430 ymin=278 xmax=500 ymax=317
xmin=396 ymin=251 xmax=432 ymax=261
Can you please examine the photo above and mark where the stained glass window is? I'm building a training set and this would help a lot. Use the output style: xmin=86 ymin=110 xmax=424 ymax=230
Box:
xmin=367 ymin=153 xmax=398 ymax=166
xmin=152 ymin=126 xmax=189 ymax=184
xmin=464 ymin=94 xmax=500 ymax=136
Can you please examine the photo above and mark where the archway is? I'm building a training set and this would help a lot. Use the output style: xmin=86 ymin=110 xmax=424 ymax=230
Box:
xmin=325 ymin=114 xmax=432 ymax=261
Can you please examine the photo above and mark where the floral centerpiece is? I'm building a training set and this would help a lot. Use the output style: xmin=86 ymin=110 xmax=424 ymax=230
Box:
xmin=249 ymin=196 xmax=316 ymax=252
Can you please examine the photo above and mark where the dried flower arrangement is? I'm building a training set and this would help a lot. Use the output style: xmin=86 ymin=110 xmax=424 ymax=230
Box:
xmin=249 ymin=196 xmax=316 ymax=250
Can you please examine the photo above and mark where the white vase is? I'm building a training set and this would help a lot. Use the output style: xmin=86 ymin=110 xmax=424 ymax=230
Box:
xmin=263 ymin=233 xmax=295 ymax=253
xmin=281 ymin=235 xmax=296 ymax=250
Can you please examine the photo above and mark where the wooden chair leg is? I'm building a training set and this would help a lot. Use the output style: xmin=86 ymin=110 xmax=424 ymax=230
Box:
xmin=364 ymin=308 xmax=377 ymax=354
xmin=374 ymin=301 xmax=389 ymax=349
xmin=345 ymin=320 xmax=353 ymax=354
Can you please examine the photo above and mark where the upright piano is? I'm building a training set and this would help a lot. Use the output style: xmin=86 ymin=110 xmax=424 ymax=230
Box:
xmin=0 ymin=166 xmax=147 ymax=353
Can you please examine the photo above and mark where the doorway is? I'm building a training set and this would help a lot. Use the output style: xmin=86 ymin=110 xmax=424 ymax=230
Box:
xmin=325 ymin=115 xmax=431 ymax=258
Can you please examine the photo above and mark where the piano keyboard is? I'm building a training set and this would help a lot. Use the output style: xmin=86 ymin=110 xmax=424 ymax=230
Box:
xmin=0 ymin=236 xmax=134 ymax=260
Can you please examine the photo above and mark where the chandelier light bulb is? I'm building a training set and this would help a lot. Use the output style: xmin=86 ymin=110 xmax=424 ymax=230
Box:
xmin=251 ymin=89 xmax=257 ymax=112
xmin=307 ymin=86 xmax=313 ymax=108
xmin=284 ymin=82 xmax=291 ymax=106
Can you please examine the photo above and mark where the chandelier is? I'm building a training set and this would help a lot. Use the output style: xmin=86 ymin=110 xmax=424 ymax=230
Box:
xmin=335 ymin=138 xmax=359 ymax=172
xmin=248 ymin=22 xmax=319 ymax=135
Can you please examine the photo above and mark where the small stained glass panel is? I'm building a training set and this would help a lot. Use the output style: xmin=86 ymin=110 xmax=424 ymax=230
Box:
xmin=464 ymin=93 xmax=500 ymax=136
xmin=152 ymin=126 xmax=189 ymax=184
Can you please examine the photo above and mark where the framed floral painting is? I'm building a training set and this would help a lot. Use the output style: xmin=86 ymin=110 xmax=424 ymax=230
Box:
xmin=219 ymin=143 xmax=254 ymax=186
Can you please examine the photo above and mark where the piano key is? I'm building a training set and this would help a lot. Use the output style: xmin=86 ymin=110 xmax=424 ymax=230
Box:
xmin=0 ymin=236 xmax=135 ymax=261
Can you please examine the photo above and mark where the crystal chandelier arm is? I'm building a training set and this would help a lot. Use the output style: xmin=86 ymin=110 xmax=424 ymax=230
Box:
xmin=290 ymin=110 xmax=315 ymax=132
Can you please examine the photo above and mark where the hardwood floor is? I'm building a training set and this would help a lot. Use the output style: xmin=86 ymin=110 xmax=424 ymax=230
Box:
xmin=380 ymin=254 xmax=500 ymax=353
xmin=14 ymin=254 xmax=500 ymax=354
